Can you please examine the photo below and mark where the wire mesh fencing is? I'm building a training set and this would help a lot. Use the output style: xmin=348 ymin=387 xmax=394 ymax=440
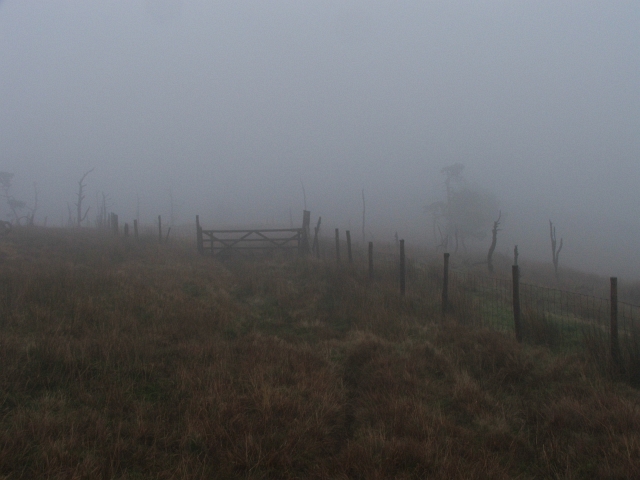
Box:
xmin=447 ymin=270 xmax=513 ymax=332
xmin=618 ymin=301 xmax=640 ymax=375
xmin=293 ymin=230 xmax=640 ymax=377
xmin=516 ymin=283 xmax=607 ymax=349
xmin=331 ymin=244 xmax=639 ymax=379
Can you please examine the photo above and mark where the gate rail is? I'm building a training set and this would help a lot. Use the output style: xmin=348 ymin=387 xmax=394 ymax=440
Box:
xmin=195 ymin=214 xmax=310 ymax=256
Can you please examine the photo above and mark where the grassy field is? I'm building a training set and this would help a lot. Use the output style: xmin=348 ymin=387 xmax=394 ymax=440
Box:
xmin=1 ymin=227 xmax=639 ymax=479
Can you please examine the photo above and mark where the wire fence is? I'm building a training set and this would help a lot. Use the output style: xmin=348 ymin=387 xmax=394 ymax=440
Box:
xmin=198 ymin=228 xmax=640 ymax=382
xmin=320 ymin=239 xmax=640 ymax=382
xmin=448 ymin=270 xmax=514 ymax=332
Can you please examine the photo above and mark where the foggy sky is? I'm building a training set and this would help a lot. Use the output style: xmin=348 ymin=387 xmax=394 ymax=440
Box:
xmin=1 ymin=1 xmax=639 ymax=277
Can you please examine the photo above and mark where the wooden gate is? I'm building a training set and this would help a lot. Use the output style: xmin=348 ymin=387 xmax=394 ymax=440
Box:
xmin=196 ymin=212 xmax=311 ymax=256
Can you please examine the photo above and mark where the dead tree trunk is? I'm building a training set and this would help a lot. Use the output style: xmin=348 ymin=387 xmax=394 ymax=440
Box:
xmin=27 ymin=182 xmax=38 ymax=226
xmin=549 ymin=220 xmax=563 ymax=278
xmin=487 ymin=211 xmax=501 ymax=272
xmin=75 ymin=168 xmax=94 ymax=227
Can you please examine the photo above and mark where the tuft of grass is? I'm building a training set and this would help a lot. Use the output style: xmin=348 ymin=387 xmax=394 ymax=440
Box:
xmin=521 ymin=310 xmax=563 ymax=348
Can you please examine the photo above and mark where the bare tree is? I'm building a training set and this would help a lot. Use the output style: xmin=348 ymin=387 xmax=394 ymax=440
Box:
xmin=26 ymin=182 xmax=38 ymax=226
xmin=425 ymin=201 xmax=447 ymax=249
xmin=75 ymin=168 xmax=94 ymax=227
xmin=549 ymin=220 xmax=563 ymax=277
xmin=0 ymin=172 xmax=27 ymax=225
xmin=426 ymin=163 xmax=497 ymax=254
xmin=487 ymin=211 xmax=501 ymax=272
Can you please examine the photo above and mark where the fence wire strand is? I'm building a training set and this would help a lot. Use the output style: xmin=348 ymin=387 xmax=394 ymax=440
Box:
xmin=336 ymin=244 xmax=640 ymax=364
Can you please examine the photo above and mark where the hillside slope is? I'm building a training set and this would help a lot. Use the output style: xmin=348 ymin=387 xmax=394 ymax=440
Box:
xmin=0 ymin=228 xmax=639 ymax=479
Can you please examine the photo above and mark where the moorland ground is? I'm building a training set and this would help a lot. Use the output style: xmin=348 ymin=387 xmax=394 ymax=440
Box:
xmin=1 ymin=227 xmax=639 ymax=479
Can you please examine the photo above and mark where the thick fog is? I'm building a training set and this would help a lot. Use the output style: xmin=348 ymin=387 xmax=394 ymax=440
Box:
xmin=1 ymin=1 xmax=639 ymax=278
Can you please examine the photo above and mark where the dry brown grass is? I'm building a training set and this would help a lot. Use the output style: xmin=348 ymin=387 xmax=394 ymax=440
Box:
xmin=0 ymin=227 xmax=639 ymax=479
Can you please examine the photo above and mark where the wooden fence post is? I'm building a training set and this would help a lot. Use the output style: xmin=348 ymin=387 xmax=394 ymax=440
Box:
xmin=368 ymin=241 xmax=373 ymax=280
xmin=335 ymin=228 xmax=340 ymax=263
xmin=158 ymin=215 xmax=162 ymax=244
xmin=346 ymin=230 xmax=353 ymax=263
xmin=196 ymin=215 xmax=203 ymax=254
xmin=312 ymin=216 xmax=321 ymax=259
xmin=134 ymin=219 xmax=139 ymax=240
xmin=513 ymin=265 xmax=522 ymax=342
xmin=611 ymin=277 xmax=621 ymax=370
xmin=399 ymin=239 xmax=405 ymax=296
xmin=301 ymin=210 xmax=311 ymax=255
xmin=442 ymin=253 xmax=449 ymax=315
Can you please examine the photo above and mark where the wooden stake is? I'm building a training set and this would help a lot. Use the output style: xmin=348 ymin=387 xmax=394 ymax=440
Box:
xmin=196 ymin=215 xmax=203 ymax=254
xmin=611 ymin=277 xmax=621 ymax=371
xmin=513 ymin=265 xmax=522 ymax=342
xmin=399 ymin=239 xmax=405 ymax=296
xmin=312 ymin=216 xmax=321 ymax=257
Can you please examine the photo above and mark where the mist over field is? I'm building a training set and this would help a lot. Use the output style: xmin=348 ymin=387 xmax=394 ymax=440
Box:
xmin=1 ymin=1 xmax=638 ymax=278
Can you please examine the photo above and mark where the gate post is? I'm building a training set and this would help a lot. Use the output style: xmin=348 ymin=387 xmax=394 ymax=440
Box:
xmin=300 ymin=210 xmax=311 ymax=255
xmin=196 ymin=215 xmax=203 ymax=254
